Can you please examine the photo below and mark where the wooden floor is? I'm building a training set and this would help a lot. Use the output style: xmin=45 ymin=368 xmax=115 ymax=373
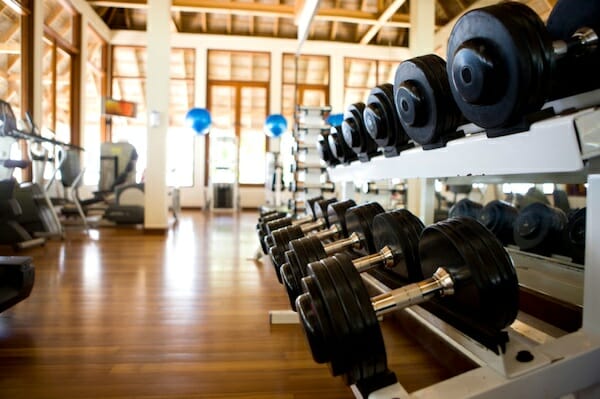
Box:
xmin=0 ymin=211 xmax=454 ymax=398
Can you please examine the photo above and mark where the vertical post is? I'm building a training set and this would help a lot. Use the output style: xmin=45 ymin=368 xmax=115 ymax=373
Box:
xmin=144 ymin=0 xmax=171 ymax=229
xmin=583 ymin=174 xmax=600 ymax=334
xmin=406 ymin=0 xmax=435 ymax=219
xmin=329 ymin=54 xmax=344 ymax=114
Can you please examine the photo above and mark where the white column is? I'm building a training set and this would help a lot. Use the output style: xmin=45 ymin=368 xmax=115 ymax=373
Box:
xmin=269 ymin=50 xmax=283 ymax=153
xmin=144 ymin=0 xmax=171 ymax=229
xmin=406 ymin=0 xmax=435 ymax=218
xmin=329 ymin=54 xmax=345 ymax=114
xmin=583 ymin=175 xmax=600 ymax=334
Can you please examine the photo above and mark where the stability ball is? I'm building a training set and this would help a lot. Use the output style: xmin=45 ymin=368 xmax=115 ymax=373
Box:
xmin=264 ymin=114 xmax=287 ymax=138
xmin=327 ymin=113 xmax=344 ymax=127
xmin=186 ymin=108 xmax=212 ymax=135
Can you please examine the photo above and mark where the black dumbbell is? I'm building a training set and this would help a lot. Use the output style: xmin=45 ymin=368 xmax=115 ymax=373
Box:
xmin=564 ymin=207 xmax=586 ymax=264
xmin=341 ymin=102 xmax=380 ymax=162
xmin=268 ymin=199 xmax=357 ymax=282
xmin=290 ymin=181 xmax=335 ymax=193
xmin=363 ymin=84 xmax=413 ymax=157
xmin=394 ymin=54 xmax=465 ymax=149
xmin=446 ymin=2 xmax=599 ymax=132
xmin=479 ymin=200 xmax=519 ymax=245
xmin=281 ymin=208 xmax=424 ymax=311
xmin=296 ymin=217 xmax=519 ymax=385
xmin=513 ymin=202 xmax=568 ymax=257
xmin=449 ymin=198 xmax=483 ymax=219
xmin=328 ymin=125 xmax=358 ymax=165
xmin=317 ymin=130 xmax=341 ymax=167
xmin=256 ymin=211 xmax=290 ymax=254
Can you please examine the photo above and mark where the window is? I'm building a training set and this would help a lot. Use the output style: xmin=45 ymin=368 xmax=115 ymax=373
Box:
xmin=82 ymin=26 xmax=107 ymax=185
xmin=110 ymin=46 xmax=196 ymax=187
xmin=343 ymin=58 xmax=400 ymax=108
xmin=207 ymin=50 xmax=270 ymax=186
xmin=282 ymin=53 xmax=329 ymax=126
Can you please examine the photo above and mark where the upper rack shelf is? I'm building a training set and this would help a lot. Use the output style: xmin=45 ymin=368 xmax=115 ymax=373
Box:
xmin=328 ymin=106 xmax=600 ymax=185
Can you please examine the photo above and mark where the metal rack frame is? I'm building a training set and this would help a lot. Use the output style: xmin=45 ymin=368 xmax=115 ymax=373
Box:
xmin=326 ymin=108 xmax=600 ymax=398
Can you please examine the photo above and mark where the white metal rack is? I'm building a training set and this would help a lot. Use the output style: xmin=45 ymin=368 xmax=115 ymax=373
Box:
xmin=326 ymin=107 xmax=600 ymax=398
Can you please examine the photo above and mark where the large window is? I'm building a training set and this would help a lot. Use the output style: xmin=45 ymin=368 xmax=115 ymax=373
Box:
xmin=42 ymin=0 xmax=80 ymax=146
xmin=110 ymin=46 xmax=196 ymax=187
xmin=207 ymin=50 xmax=270 ymax=186
xmin=82 ymin=26 xmax=107 ymax=185
xmin=282 ymin=53 xmax=329 ymax=125
xmin=343 ymin=58 xmax=400 ymax=108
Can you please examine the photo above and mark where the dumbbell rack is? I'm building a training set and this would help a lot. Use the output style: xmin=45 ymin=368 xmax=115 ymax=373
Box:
xmin=327 ymin=105 xmax=600 ymax=398
xmin=290 ymin=106 xmax=335 ymax=214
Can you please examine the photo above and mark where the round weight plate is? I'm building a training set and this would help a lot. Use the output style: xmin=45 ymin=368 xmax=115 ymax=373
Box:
xmin=321 ymin=256 xmax=370 ymax=384
xmin=329 ymin=125 xmax=358 ymax=165
xmin=290 ymin=236 xmax=329 ymax=278
xmin=306 ymin=196 xmax=324 ymax=219
xmin=266 ymin=216 xmax=294 ymax=236
xmin=372 ymin=209 xmax=425 ymax=282
xmin=317 ymin=132 xmax=340 ymax=167
xmin=281 ymin=259 xmax=301 ymax=311
xmin=342 ymin=102 xmax=379 ymax=160
xmin=479 ymin=200 xmax=518 ymax=245
xmin=307 ymin=260 xmax=355 ymax=377
xmin=449 ymin=198 xmax=483 ymax=219
xmin=271 ymin=225 xmax=305 ymax=267
xmin=446 ymin=2 xmax=552 ymax=128
xmin=345 ymin=202 xmax=386 ymax=255
xmin=328 ymin=199 xmax=357 ymax=237
xmin=335 ymin=252 xmax=389 ymax=380
xmin=298 ymin=276 xmax=334 ymax=364
xmin=314 ymin=198 xmax=339 ymax=226
xmin=364 ymin=84 xmax=406 ymax=149
xmin=394 ymin=54 xmax=462 ymax=145
xmin=564 ymin=207 xmax=586 ymax=264
xmin=514 ymin=202 xmax=567 ymax=255
xmin=444 ymin=217 xmax=519 ymax=330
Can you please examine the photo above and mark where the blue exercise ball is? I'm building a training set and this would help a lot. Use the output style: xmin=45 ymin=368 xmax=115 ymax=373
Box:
xmin=264 ymin=114 xmax=288 ymax=138
xmin=185 ymin=108 xmax=212 ymax=135
xmin=327 ymin=113 xmax=344 ymax=127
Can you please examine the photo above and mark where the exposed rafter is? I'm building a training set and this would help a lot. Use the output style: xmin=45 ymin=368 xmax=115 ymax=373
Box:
xmin=360 ymin=0 xmax=407 ymax=45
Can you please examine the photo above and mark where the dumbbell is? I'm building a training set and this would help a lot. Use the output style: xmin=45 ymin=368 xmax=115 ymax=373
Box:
xmin=448 ymin=198 xmax=483 ymax=219
xmin=328 ymin=125 xmax=358 ymax=165
xmin=363 ymin=84 xmax=412 ymax=157
xmin=393 ymin=54 xmax=465 ymax=149
xmin=513 ymin=202 xmax=568 ymax=257
xmin=281 ymin=208 xmax=424 ymax=311
xmin=446 ymin=2 xmax=599 ymax=131
xmin=290 ymin=161 xmax=326 ymax=173
xmin=290 ymin=181 xmax=335 ymax=193
xmin=268 ymin=199 xmax=356 ymax=282
xmin=564 ymin=207 xmax=586 ymax=264
xmin=479 ymin=200 xmax=519 ymax=245
xmin=296 ymin=217 xmax=519 ymax=385
xmin=317 ymin=130 xmax=341 ymax=167
xmin=341 ymin=102 xmax=380 ymax=162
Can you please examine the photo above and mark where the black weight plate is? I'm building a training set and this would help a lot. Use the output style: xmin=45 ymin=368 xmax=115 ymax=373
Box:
xmin=342 ymin=102 xmax=379 ymax=162
xmin=446 ymin=2 xmax=550 ymax=128
xmin=298 ymin=276 xmax=334 ymax=364
xmin=372 ymin=209 xmax=425 ymax=282
xmin=564 ymin=207 xmax=586 ymax=264
xmin=307 ymin=260 xmax=355 ymax=377
xmin=444 ymin=217 xmax=519 ymax=330
xmin=290 ymin=236 xmax=329 ymax=278
xmin=336 ymin=252 xmax=388 ymax=380
xmin=314 ymin=198 xmax=339 ymax=226
xmin=394 ymin=54 xmax=462 ymax=145
xmin=317 ymin=132 xmax=340 ymax=167
xmin=306 ymin=195 xmax=324 ymax=219
xmin=271 ymin=225 xmax=305 ymax=267
xmin=265 ymin=216 xmax=294 ymax=236
xmin=514 ymin=202 xmax=567 ymax=255
xmin=281 ymin=259 xmax=301 ymax=311
xmin=448 ymin=198 xmax=483 ymax=219
xmin=321 ymin=256 xmax=369 ymax=384
xmin=327 ymin=199 xmax=357 ymax=237
xmin=345 ymin=202 xmax=386 ymax=255
xmin=329 ymin=125 xmax=358 ymax=165
xmin=479 ymin=200 xmax=518 ymax=245
xmin=420 ymin=220 xmax=490 ymax=321
xmin=364 ymin=84 xmax=403 ymax=147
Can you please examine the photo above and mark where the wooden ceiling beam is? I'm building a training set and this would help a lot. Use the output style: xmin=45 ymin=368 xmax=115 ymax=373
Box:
xmin=359 ymin=0 xmax=407 ymax=45
xmin=88 ymin=0 xmax=412 ymax=27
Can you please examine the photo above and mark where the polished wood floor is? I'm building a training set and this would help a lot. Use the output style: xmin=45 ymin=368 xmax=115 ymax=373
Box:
xmin=0 ymin=211 xmax=454 ymax=398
